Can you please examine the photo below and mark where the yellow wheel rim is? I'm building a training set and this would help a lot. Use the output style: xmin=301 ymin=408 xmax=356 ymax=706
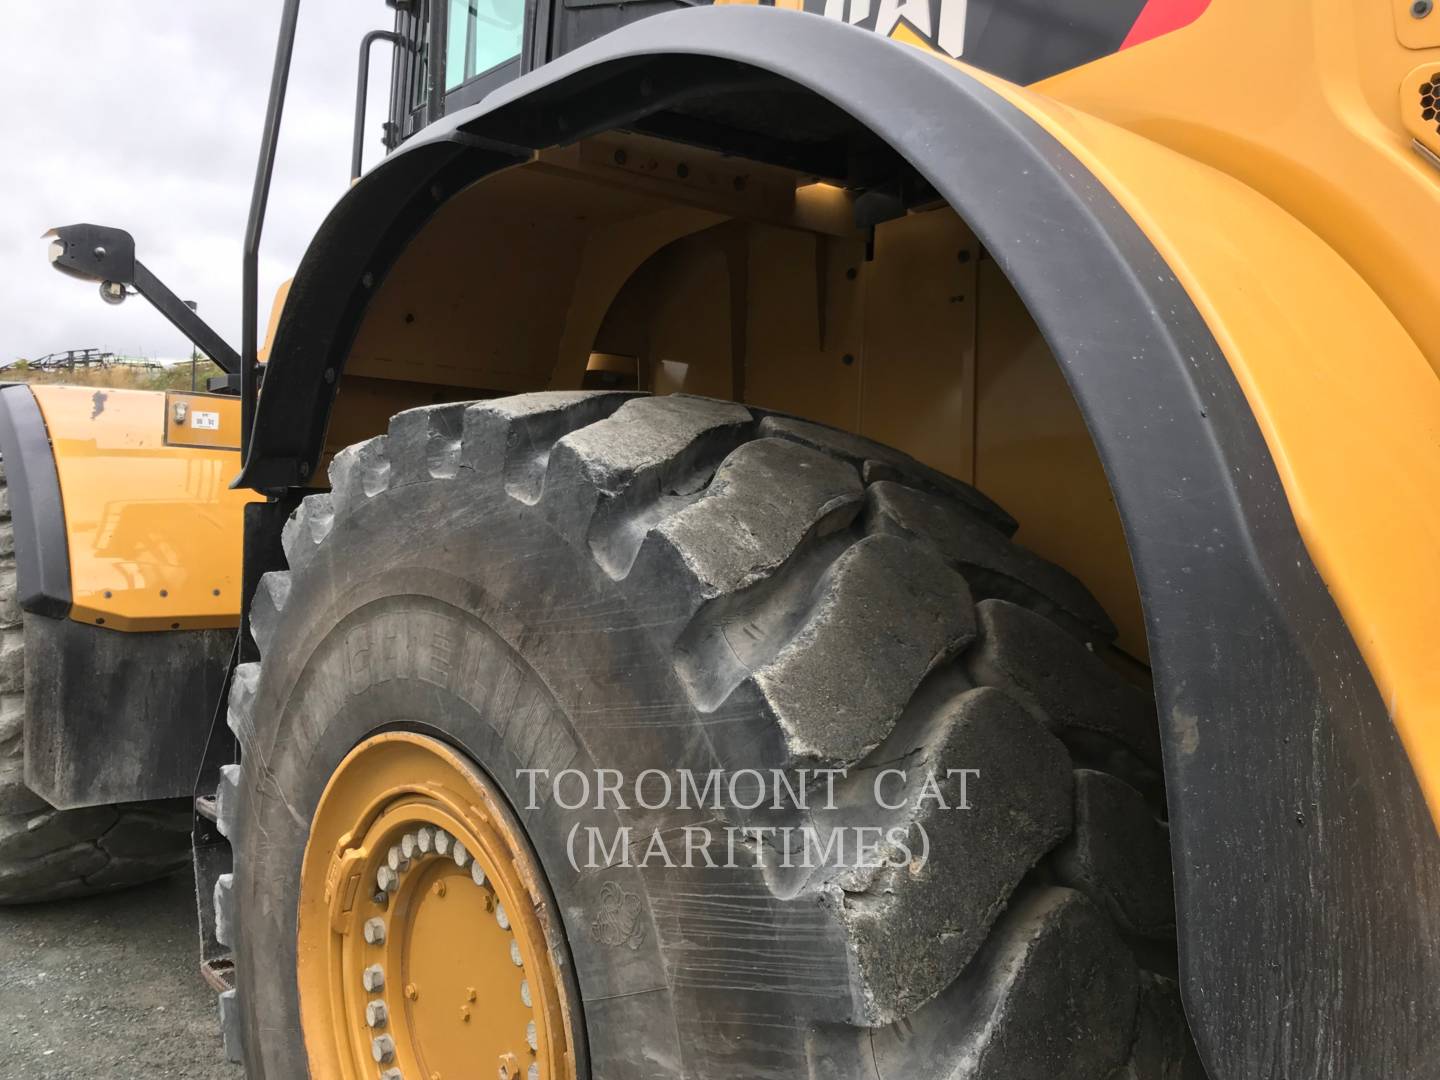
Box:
xmin=298 ymin=732 xmax=578 ymax=1080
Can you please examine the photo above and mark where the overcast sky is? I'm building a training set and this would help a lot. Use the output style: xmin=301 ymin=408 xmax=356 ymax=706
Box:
xmin=0 ymin=2 xmax=395 ymax=363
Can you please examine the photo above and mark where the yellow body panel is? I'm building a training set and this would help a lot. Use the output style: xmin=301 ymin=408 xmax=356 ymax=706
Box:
xmin=28 ymin=384 xmax=260 ymax=632
xmin=947 ymin=48 xmax=1440 ymax=817
xmin=1036 ymin=0 xmax=1440 ymax=376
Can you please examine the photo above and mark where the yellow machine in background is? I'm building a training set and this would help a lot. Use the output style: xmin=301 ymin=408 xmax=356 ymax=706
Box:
xmin=0 ymin=381 xmax=252 ymax=902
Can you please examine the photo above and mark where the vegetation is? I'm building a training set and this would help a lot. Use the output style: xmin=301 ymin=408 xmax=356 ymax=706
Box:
xmin=2 ymin=359 xmax=226 ymax=391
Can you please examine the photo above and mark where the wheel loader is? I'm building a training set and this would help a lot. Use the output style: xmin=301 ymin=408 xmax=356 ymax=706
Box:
xmin=43 ymin=0 xmax=1440 ymax=1077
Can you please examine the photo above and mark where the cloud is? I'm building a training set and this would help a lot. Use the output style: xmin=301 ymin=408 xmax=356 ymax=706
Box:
xmin=0 ymin=2 xmax=394 ymax=363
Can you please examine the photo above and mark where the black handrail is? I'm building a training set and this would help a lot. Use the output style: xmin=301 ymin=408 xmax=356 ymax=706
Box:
xmin=242 ymin=0 xmax=303 ymax=463
xmin=354 ymin=30 xmax=406 ymax=182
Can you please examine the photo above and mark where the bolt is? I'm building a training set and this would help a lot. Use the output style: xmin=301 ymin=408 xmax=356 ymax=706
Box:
xmin=526 ymin=1020 xmax=537 ymax=1052
xmin=510 ymin=940 xmax=523 ymax=967
xmin=461 ymin=1004 xmax=472 ymax=1023
xmin=466 ymin=987 xmax=477 ymax=1002
xmin=495 ymin=903 xmax=510 ymax=931
xmin=1414 ymin=0 xmax=1433 ymax=17
xmin=434 ymin=830 xmax=453 ymax=857
xmin=362 ymin=965 xmax=385 ymax=992
xmin=378 ymin=866 xmax=399 ymax=894
xmin=388 ymin=845 xmax=411 ymax=873
xmin=372 ymin=1033 xmax=397 ymax=1063
xmin=405 ymin=983 xmax=419 ymax=1001
xmin=416 ymin=826 xmax=435 ymax=854
xmin=453 ymin=840 xmax=471 ymax=869
xmin=470 ymin=861 xmax=487 ymax=888
xmin=401 ymin=832 xmax=420 ymax=859
xmin=498 ymin=1052 xmax=519 ymax=1079
xmin=373 ymin=889 xmax=389 ymax=907
xmin=519 ymin=979 xmax=531 ymax=1008
xmin=366 ymin=1000 xmax=389 ymax=1028
xmin=380 ymin=1071 xmax=403 ymax=1080
xmin=364 ymin=918 xmax=387 ymax=945
xmin=432 ymin=880 xmax=447 ymax=899
xmin=93 ymin=246 xmax=107 ymax=259
xmin=528 ymin=1065 xmax=539 ymax=1080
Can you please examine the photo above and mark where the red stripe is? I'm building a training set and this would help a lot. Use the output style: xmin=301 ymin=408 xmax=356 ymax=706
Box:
xmin=1120 ymin=0 xmax=1212 ymax=50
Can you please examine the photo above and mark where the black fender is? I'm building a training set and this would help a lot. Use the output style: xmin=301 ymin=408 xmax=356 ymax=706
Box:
xmin=241 ymin=9 xmax=1440 ymax=1078
xmin=0 ymin=383 xmax=71 ymax=616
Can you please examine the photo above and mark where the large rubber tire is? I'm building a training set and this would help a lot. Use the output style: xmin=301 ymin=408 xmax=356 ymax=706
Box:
xmin=224 ymin=393 xmax=1201 ymax=1079
xmin=0 ymin=466 xmax=194 ymax=904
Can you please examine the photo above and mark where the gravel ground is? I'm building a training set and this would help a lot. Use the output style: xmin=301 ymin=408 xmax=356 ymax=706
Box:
xmin=0 ymin=868 xmax=243 ymax=1078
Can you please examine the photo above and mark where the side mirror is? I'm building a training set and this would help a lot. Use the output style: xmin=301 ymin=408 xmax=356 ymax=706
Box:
xmin=43 ymin=222 xmax=240 ymax=373
xmin=45 ymin=224 xmax=137 ymax=285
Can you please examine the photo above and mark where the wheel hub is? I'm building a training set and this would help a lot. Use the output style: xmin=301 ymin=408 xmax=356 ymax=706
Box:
xmin=298 ymin=733 xmax=577 ymax=1080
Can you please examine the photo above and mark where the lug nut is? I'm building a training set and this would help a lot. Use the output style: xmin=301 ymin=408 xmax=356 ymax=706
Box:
xmin=434 ymin=830 xmax=452 ymax=857
xmin=388 ymin=845 xmax=411 ymax=873
xmin=519 ymin=979 xmax=531 ymax=1007
xmin=510 ymin=940 xmax=523 ymax=967
xmin=416 ymin=826 xmax=435 ymax=854
xmin=471 ymin=861 xmax=486 ymax=888
xmin=364 ymin=918 xmax=387 ymax=945
xmin=362 ymin=964 xmax=385 ymax=992
xmin=495 ymin=903 xmax=510 ymax=930
xmin=372 ymin=1033 xmax=396 ymax=1063
xmin=366 ymin=999 xmax=389 ymax=1027
xmin=528 ymin=1065 xmax=539 ymax=1080
xmin=380 ymin=1071 xmax=403 ymax=1080
xmin=378 ymin=866 xmax=399 ymax=894
xmin=526 ymin=1020 xmax=537 ymax=1051
xmin=453 ymin=840 xmax=471 ymax=869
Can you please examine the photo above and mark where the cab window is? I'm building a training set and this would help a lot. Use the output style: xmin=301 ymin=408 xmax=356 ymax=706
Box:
xmin=445 ymin=0 xmax=523 ymax=90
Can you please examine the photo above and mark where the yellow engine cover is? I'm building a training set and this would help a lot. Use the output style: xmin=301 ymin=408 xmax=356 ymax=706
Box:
xmin=27 ymin=384 xmax=260 ymax=632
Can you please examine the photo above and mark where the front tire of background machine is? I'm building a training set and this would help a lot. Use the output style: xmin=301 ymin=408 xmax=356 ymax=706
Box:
xmin=0 ymin=466 xmax=193 ymax=904
xmin=225 ymin=392 xmax=1200 ymax=1079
